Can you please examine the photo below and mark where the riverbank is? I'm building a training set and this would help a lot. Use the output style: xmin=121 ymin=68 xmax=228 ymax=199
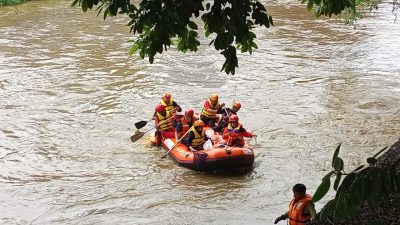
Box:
xmin=0 ymin=0 xmax=26 ymax=6
xmin=308 ymin=139 xmax=400 ymax=225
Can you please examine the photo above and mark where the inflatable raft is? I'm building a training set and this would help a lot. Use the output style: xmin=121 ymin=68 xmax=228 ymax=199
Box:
xmin=149 ymin=127 xmax=254 ymax=171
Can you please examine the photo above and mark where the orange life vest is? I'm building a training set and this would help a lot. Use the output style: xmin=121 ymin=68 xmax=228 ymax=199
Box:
xmin=160 ymin=99 xmax=175 ymax=112
xmin=201 ymin=100 xmax=220 ymax=119
xmin=225 ymin=123 xmax=245 ymax=146
xmin=227 ymin=123 xmax=243 ymax=133
xmin=156 ymin=111 xmax=173 ymax=131
xmin=288 ymin=194 xmax=313 ymax=225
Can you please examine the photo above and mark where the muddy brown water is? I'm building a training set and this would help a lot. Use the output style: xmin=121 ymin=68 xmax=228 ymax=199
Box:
xmin=1 ymin=1 xmax=399 ymax=224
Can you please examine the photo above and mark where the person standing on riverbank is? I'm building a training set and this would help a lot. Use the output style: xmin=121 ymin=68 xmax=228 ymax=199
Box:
xmin=274 ymin=183 xmax=316 ymax=225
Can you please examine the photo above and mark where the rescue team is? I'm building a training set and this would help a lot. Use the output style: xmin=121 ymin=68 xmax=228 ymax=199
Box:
xmin=154 ymin=93 xmax=316 ymax=225
xmin=153 ymin=92 xmax=253 ymax=150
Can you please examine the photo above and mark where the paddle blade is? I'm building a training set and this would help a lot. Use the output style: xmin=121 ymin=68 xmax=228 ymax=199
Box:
xmin=130 ymin=131 xmax=145 ymax=142
xmin=135 ymin=120 xmax=148 ymax=129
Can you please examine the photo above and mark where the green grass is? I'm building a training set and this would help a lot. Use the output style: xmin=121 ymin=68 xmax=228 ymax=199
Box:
xmin=0 ymin=0 xmax=27 ymax=7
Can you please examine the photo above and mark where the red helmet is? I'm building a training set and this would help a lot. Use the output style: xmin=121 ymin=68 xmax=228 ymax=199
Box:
xmin=185 ymin=108 xmax=194 ymax=117
xmin=230 ymin=115 xmax=239 ymax=122
xmin=232 ymin=100 xmax=241 ymax=110
xmin=162 ymin=92 xmax=171 ymax=100
xmin=193 ymin=120 xmax=205 ymax=127
xmin=209 ymin=94 xmax=218 ymax=101
xmin=155 ymin=104 xmax=165 ymax=113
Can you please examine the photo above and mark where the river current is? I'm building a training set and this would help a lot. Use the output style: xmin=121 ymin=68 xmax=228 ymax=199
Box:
xmin=0 ymin=1 xmax=399 ymax=224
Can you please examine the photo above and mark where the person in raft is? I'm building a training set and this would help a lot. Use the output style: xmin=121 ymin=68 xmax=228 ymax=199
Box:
xmin=154 ymin=104 xmax=176 ymax=146
xmin=200 ymin=94 xmax=225 ymax=127
xmin=213 ymin=100 xmax=242 ymax=133
xmin=160 ymin=92 xmax=182 ymax=113
xmin=222 ymin=115 xmax=253 ymax=147
xmin=274 ymin=183 xmax=316 ymax=225
xmin=175 ymin=108 xmax=197 ymax=139
xmin=183 ymin=120 xmax=209 ymax=151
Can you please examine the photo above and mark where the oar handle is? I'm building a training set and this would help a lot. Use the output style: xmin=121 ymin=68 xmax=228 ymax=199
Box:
xmin=224 ymin=108 xmax=229 ymax=119
xmin=161 ymin=128 xmax=191 ymax=158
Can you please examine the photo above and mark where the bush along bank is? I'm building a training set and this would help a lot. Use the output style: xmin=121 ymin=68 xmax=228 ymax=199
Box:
xmin=0 ymin=0 xmax=26 ymax=7
xmin=308 ymin=140 xmax=400 ymax=225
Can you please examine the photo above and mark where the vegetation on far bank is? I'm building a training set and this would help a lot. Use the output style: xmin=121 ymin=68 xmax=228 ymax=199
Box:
xmin=0 ymin=0 xmax=26 ymax=7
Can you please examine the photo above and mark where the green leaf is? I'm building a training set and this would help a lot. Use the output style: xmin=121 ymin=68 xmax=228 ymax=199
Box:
xmin=372 ymin=169 xmax=383 ymax=197
xmin=372 ymin=146 xmax=387 ymax=159
xmin=313 ymin=178 xmax=331 ymax=202
xmin=323 ymin=171 xmax=336 ymax=181
xmin=307 ymin=0 xmax=314 ymax=11
xmin=268 ymin=16 xmax=274 ymax=26
xmin=82 ymin=0 xmax=88 ymax=12
xmin=333 ymin=172 xmax=342 ymax=191
xmin=334 ymin=191 xmax=348 ymax=222
xmin=333 ymin=157 xmax=344 ymax=172
xmin=187 ymin=21 xmax=198 ymax=30
xmin=367 ymin=157 xmax=377 ymax=166
xmin=128 ymin=45 xmax=136 ymax=56
xmin=319 ymin=199 xmax=335 ymax=219
xmin=71 ymin=0 xmax=79 ymax=7
xmin=332 ymin=143 xmax=342 ymax=168
xmin=366 ymin=169 xmax=381 ymax=207
xmin=337 ymin=173 xmax=356 ymax=191
xmin=354 ymin=165 xmax=365 ymax=172
xmin=251 ymin=42 xmax=258 ymax=49
xmin=351 ymin=176 xmax=366 ymax=202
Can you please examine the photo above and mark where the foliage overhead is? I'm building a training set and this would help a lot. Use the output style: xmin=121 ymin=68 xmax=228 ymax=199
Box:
xmin=72 ymin=0 xmax=273 ymax=75
xmin=313 ymin=144 xmax=400 ymax=223
xmin=71 ymin=0 xmax=358 ymax=74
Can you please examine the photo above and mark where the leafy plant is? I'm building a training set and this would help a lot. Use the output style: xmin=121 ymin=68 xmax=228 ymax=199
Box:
xmin=313 ymin=144 xmax=400 ymax=223
xmin=72 ymin=0 xmax=273 ymax=75
xmin=71 ymin=0 xmax=378 ymax=74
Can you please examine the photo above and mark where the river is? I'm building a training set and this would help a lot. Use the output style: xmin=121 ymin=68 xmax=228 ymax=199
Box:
xmin=1 ymin=0 xmax=399 ymax=224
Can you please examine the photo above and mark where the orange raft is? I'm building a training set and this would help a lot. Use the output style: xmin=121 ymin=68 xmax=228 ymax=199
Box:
xmin=149 ymin=127 xmax=255 ymax=171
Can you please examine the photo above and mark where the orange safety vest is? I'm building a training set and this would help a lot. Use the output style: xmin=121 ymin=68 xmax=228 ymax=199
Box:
xmin=201 ymin=100 xmax=220 ymax=119
xmin=160 ymin=99 xmax=175 ymax=112
xmin=156 ymin=111 xmax=173 ymax=131
xmin=226 ymin=123 xmax=244 ymax=146
xmin=190 ymin=126 xmax=205 ymax=148
xmin=227 ymin=123 xmax=243 ymax=133
xmin=288 ymin=194 xmax=313 ymax=225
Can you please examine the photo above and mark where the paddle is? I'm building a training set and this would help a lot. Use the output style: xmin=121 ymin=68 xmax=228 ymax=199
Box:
xmin=135 ymin=117 xmax=154 ymax=130
xmin=130 ymin=117 xmax=172 ymax=143
xmin=130 ymin=127 xmax=154 ymax=142
xmin=224 ymin=108 xmax=229 ymax=121
xmin=161 ymin=128 xmax=191 ymax=158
